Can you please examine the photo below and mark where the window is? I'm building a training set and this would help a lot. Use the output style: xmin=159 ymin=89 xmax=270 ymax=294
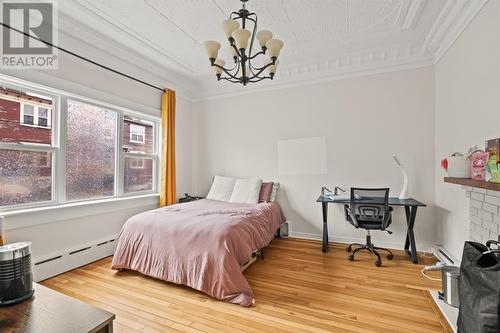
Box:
xmin=22 ymin=105 xmax=35 ymax=125
xmin=130 ymin=124 xmax=145 ymax=143
xmin=123 ymin=116 xmax=155 ymax=194
xmin=38 ymin=108 xmax=48 ymax=127
xmin=0 ymin=150 xmax=53 ymax=206
xmin=0 ymin=80 xmax=159 ymax=210
xmin=38 ymin=154 xmax=50 ymax=167
xmin=130 ymin=158 xmax=145 ymax=169
xmin=20 ymin=103 xmax=51 ymax=128
xmin=0 ymin=86 xmax=55 ymax=207
xmin=124 ymin=157 xmax=153 ymax=192
xmin=66 ymin=100 xmax=117 ymax=201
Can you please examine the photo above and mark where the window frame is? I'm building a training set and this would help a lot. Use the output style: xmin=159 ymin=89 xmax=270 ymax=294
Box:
xmin=0 ymin=76 xmax=161 ymax=212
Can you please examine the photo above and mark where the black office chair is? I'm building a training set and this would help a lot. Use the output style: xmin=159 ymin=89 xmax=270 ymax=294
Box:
xmin=344 ymin=188 xmax=394 ymax=267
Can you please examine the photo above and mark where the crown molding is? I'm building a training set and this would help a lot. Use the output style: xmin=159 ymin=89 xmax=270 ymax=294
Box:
xmin=192 ymin=54 xmax=434 ymax=102
xmin=423 ymin=0 xmax=489 ymax=63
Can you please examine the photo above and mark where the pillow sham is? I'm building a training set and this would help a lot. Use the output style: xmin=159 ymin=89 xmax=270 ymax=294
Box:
xmin=258 ymin=182 xmax=274 ymax=203
xmin=229 ymin=178 xmax=263 ymax=204
xmin=206 ymin=175 xmax=236 ymax=202
xmin=270 ymin=182 xmax=280 ymax=202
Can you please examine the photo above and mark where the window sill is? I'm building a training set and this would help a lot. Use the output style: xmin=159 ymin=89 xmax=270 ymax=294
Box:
xmin=20 ymin=123 xmax=51 ymax=130
xmin=2 ymin=194 xmax=160 ymax=231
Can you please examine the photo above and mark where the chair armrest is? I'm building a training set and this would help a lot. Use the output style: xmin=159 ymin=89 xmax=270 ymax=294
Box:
xmin=344 ymin=204 xmax=359 ymax=228
xmin=381 ymin=209 xmax=392 ymax=230
xmin=343 ymin=204 xmax=349 ymax=220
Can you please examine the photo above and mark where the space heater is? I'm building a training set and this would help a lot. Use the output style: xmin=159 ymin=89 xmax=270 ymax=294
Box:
xmin=0 ymin=242 xmax=34 ymax=306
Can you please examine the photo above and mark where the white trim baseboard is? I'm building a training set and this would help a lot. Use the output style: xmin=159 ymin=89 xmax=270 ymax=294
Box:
xmin=288 ymin=231 xmax=436 ymax=254
xmin=34 ymin=234 xmax=118 ymax=282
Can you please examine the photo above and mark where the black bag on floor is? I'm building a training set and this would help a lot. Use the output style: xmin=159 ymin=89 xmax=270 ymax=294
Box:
xmin=457 ymin=241 xmax=500 ymax=333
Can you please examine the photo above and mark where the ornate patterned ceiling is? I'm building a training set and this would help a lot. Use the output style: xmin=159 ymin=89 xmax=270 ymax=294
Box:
xmin=58 ymin=0 xmax=488 ymax=100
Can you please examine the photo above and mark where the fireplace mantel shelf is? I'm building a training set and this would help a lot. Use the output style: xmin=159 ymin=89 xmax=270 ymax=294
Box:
xmin=444 ymin=177 xmax=500 ymax=191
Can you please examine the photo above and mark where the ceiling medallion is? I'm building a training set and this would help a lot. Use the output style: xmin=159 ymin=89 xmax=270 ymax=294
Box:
xmin=203 ymin=0 xmax=284 ymax=86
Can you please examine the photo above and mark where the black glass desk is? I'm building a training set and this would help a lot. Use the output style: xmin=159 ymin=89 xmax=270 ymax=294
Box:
xmin=316 ymin=195 xmax=426 ymax=263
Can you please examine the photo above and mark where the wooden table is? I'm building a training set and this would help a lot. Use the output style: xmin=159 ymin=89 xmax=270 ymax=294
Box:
xmin=317 ymin=195 xmax=427 ymax=263
xmin=0 ymin=283 xmax=115 ymax=333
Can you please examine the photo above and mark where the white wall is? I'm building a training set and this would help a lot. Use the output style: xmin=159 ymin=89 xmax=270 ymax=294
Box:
xmin=435 ymin=0 xmax=500 ymax=259
xmin=192 ymin=67 xmax=436 ymax=250
xmin=1 ymin=47 xmax=193 ymax=265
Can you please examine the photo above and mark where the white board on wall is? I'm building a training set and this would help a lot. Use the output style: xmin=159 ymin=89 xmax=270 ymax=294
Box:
xmin=277 ymin=136 xmax=327 ymax=176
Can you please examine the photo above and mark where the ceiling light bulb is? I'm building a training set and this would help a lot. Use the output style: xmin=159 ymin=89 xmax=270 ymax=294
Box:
xmin=231 ymin=28 xmax=251 ymax=50
xmin=265 ymin=39 xmax=284 ymax=58
xmin=203 ymin=41 xmax=221 ymax=60
xmin=213 ymin=59 xmax=225 ymax=75
xmin=222 ymin=19 xmax=240 ymax=39
xmin=256 ymin=30 xmax=273 ymax=49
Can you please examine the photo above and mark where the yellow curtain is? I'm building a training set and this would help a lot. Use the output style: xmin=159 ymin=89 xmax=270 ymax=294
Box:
xmin=160 ymin=89 xmax=176 ymax=207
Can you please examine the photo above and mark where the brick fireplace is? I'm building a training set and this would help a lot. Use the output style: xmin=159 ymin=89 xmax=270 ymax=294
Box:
xmin=464 ymin=186 xmax=500 ymax=243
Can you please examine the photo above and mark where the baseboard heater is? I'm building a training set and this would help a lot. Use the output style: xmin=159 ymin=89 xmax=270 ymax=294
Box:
xmin=33 ymin=235 xmax=118 ymax=282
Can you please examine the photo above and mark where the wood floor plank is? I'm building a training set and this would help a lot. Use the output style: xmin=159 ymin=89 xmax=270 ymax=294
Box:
xmin=41 ymin=238 xmax=448 ymax=333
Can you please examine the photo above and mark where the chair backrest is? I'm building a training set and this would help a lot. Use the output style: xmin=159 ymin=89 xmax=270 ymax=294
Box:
xmin=350 ymin=188 xmax=390 ymax=220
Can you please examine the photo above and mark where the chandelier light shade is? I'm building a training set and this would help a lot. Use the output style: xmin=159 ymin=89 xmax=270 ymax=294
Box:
xmin=203 ymin=41 xmax=221 ymax=60
xmin=203 ymin=0 xmax=284 ymax=86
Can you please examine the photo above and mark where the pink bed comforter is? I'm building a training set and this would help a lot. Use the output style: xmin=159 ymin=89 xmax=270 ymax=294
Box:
xmin=111 ymin=199 xmax=285 ymax=307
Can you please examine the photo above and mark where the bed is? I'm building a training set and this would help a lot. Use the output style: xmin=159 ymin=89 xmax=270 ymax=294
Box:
xmin=111 ymin=198 xmax=285 ymax=307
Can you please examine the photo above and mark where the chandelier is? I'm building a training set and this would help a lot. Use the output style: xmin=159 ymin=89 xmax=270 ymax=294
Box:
xmin=203 ymin=0 xmax=284 ymax=86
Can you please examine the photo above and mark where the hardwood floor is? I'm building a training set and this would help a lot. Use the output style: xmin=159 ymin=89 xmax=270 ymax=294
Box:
xmin=42 ymin=238 xmax=448 ymax=333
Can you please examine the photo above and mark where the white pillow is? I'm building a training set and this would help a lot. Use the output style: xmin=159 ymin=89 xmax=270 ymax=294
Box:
xmin=270 ymin=182 xmax=280 ymax=202
xmin=229 ymin=178 xmax=263 ymax=204
xmin=206 ymin=176 xmax=236 ymax=201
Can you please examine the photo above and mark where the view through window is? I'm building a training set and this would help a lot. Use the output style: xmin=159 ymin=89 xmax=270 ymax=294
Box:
xmin=123 ymin=116 xmax=154 ymax=193
xmin=66 ymin=100 xmax=116 ymax=201
xmin=0 ymin=86 xmax=53 ymax=206
xmin=0 ymin=81 xmax=159 ymax=209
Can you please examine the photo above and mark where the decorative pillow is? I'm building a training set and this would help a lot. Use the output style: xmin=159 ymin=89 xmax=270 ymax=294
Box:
xmin=206 ymin=175 xmax=236 ymax=202
xmin=270 ymin=182 xmax=280 ymax=202
xmin=229 ymin=178 xmax=263 ymax=204
xmin=258 ymin=182 xmax=274 ymax=203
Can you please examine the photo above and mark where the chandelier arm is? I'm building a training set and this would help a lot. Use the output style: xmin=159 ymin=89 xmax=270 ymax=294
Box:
xmin=212 ymin=63 xmax=241 ymax=80
xmin=248 ymin=76 xmax=272 ymax=83
xmin=249 ymin=62 xmax=274 ymax=75
xmin=219 ymin=77 xmax=242 ymax=83
xmin=225 ymin=61 xmax=239 ymax=72
xmin=230 ymin=12 xmax=241 ymax=20
xmin=229 ymin=41 xmax=243 ymax=59
xmin=246 ymin=15 xmax=258 ymax=60
xmin=247 ymin=50 xmax=265 ymax=61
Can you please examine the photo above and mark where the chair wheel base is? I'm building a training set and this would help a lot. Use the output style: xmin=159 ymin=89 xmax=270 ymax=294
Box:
xmin=348 ymin=255 xmax=354 ymax=261
xmin=387 ymin=254 xmax=394 ymax=260
xmin=375 ymin=260 xmax=382 ymax=267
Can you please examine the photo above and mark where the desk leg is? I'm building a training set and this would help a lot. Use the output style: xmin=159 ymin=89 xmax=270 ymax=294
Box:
xmin=322 ymin=202 xmax=329 ymax=253
xmin=404 ymin=206 xmax=418 ymax=264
